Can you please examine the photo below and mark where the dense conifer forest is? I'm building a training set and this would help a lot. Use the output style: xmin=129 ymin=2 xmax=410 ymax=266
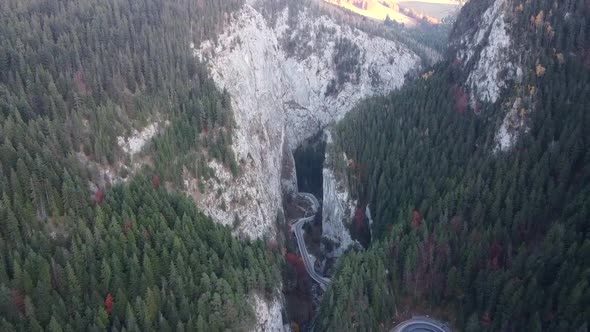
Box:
xmin=318 ymin=0 xmax=590 ymax=330
xmin=1 ymin=178 xmax=280 ymax=331
xmin=0 ymin=0 xmax=282 ymax=330
xmin=2 ymin=0 xmax=589 ymax=330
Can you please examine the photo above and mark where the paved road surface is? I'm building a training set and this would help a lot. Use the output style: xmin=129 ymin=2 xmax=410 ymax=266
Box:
xmin=391 ymin=316 xmax=451 ymax=332
xmin=293 ymin=193 xmax=331 ymax=290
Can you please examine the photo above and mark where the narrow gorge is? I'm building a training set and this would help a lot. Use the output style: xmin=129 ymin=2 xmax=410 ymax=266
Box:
xmin=5 ymin=0 xmax=588 ymax=330
xmin=192 ymin=2 xmax=421 ymax=242
xmin=284 ymin=132 xmax=356 ymax=329
xmin=190 ymin=1 xmax=423 ymax=329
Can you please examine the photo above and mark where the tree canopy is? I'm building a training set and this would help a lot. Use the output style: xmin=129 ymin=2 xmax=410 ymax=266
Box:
xmin=317 ymin=0 xmax=590 ymax=330
xmin=0 ymin=0 xmax=283 ymax=331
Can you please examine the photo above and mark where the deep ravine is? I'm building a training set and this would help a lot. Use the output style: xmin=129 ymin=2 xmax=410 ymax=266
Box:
xmin=282 ymin=131 xmax=372 ymax=330
xmin=282 ymin=135 xmax=327 ymax=331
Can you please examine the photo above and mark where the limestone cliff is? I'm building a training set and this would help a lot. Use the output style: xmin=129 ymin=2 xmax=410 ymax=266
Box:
xmin=193 ymin=3 xmax=421 ymax=240
xmin=450 ymin=0 xmax=527 ymax=152
xmin=321 ymin=130 xmax=356 ymax=257
xmin=249 ymin=294 xmax=286 ymax=332
xmin=453 ymin=0 xmax=522 ymax=106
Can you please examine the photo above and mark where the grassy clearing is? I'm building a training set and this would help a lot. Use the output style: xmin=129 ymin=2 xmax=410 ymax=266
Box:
xmin=322 ymin=0 xmax=461 ymax=25
xmin=398 ymin=1 xmax=460 ymax=20
xmin=323 ymin=0 xmax=417 ymax=25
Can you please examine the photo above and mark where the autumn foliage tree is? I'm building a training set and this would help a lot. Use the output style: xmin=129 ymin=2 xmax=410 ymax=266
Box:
xmin=11 ymin=290 xmax=26 ymax=315
xmin=151 ymin=174 xmax=161 ymax=189
xmin=452 ymin=85 xmax=469 ymax=114
xmin=285 ymin=253 xmax=307 ymax=278
xmin=105 ymin=293 xmax=114 ymax=315
xmin=94 ymin=190 xmax=105 ymax=204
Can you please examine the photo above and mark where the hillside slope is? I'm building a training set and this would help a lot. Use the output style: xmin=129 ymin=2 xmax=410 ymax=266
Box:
xmin=0 ymin=0 xmax=286 ymax=330
xmin=317 ymin=0 xmax=590 ymax=330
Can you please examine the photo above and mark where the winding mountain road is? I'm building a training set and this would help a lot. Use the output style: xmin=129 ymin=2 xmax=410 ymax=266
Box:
xmin=293 ymin=193 xmax=451 ymax=332
xmin=293 ymin=193 xmax=331 ymax=290
xmin=293 ymin=196 xmax=450 ymax=332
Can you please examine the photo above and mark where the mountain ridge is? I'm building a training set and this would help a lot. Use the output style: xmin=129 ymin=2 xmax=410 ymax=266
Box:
xmin=192 ymin=1 xmax=422 ymax=241
xmin=317 ymin=0 xmax=590 ymax=330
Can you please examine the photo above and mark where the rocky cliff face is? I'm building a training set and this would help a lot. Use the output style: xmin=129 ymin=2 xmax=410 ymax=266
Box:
xmin=249 ymin=294 xmax=286 ymax=332
xmin=454 ymin=0 xmax=522 ymax=105
xmin=193 ymin=3 xmax=421 ymax=240
xmin=321 ymin=130 xmax=356 ymax=257
xmin=451 ymin=0 xmax=527 ymax=152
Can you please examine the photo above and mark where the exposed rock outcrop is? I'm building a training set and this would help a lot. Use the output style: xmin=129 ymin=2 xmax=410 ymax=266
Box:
xmin=322 ymin=131 xmax=356 ymax=257
xmin=80 ymin=120 xmax=165 ymax=189
xmin=452 ymin=0 xmax=526 ymax=151
xmin=193 ymin=3 xmax=421 ymax=240
xmin=117 ymin=122 xmax=161 ymax=157
xmin=249 ymin=294 xmax=286 ymax=332
xmin=455 ymin=0 xmax=521 ymax=105
xmin=280 ymin=137 xmax=298 ymax=197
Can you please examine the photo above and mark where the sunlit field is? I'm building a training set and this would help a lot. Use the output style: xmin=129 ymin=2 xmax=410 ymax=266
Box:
xmin=323 ymin=0 xmax=416 ymax=25
xmin=323 ymin=0 xmax=461 ymax=25
xmin=398 ymin=0 xmax=460 ymax=20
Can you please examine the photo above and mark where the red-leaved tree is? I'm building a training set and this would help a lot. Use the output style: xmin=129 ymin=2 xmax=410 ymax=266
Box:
xmin=151 ymin=174 xmax=160 ymax=189
xmin=285 ymin=253 xmax=306 ymax=278
xmin=74 ymin=70 xmax=89 ymax=95
xmin=94 ymin=189 xmax=105 ymax=204
xmin=411 ymin=209 xmax=422 ymax=229
xmin=11 ymin=289 xmax=25 ymax=315
xmin=452 ymin=86 xmax=469 ymax=114
xmin=105 ymin=293 xmax=114 ymax=315
xmin=354 ymin=207 xmax=365 ymax=232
